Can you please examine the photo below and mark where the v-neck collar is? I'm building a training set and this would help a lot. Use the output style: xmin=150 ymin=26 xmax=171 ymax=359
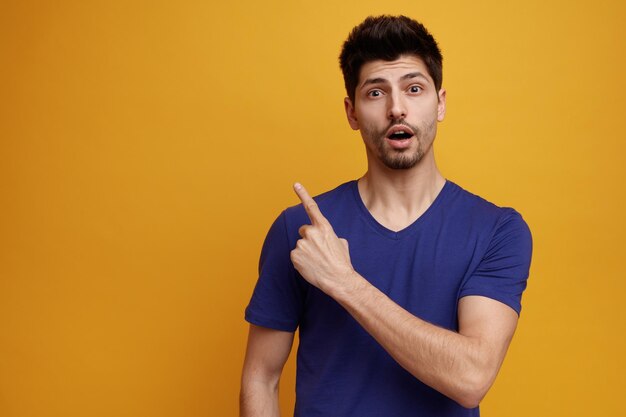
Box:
xmin=350 ymin=179 xmax=452 ymax=240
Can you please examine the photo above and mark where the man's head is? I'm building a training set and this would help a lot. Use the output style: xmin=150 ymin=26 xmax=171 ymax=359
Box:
xmin=339 ymin=15 xmax=443 ymax=104
xmin=340 ymin=16 xmax=446 ymax=171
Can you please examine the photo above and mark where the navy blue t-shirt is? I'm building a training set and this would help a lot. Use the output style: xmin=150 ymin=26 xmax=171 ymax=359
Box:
xmin=245 ymin=180 xmax=532 ymax=417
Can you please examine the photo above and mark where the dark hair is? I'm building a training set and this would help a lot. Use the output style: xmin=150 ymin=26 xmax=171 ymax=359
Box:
xmin=339 ymin=15 xmax=443 ymax=103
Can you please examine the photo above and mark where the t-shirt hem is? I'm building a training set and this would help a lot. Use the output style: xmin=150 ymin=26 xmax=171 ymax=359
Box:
xmin=458 ymin=291 xmax=522 ymax=316
xmin=245 ymin=311 xmax=298 ymax=332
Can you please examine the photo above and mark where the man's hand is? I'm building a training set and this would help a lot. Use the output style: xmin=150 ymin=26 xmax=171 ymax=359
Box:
xmin=290 ymin=183 xmax=356 ymax=294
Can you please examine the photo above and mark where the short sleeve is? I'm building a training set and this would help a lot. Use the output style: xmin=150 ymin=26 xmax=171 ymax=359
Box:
xmin=245 ymin=211 xmax=305 ymax=332
xmin=459 ymin=209 xmax=533 ymax=315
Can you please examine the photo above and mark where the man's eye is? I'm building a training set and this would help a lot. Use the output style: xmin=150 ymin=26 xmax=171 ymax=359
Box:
xmin=368 ymin=90 xmax=382 ymax=97
xmin=409 ymin=85 xmax=422 ymax=93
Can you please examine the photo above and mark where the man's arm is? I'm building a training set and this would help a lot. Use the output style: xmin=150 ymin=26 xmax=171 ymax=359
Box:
xmin=290 ymin=183 xmax=519 ymax=408
xmin=332 ymin=282 xmax=517 ymax=408
xmin=240 ymin=324 xmax=294 ymax=417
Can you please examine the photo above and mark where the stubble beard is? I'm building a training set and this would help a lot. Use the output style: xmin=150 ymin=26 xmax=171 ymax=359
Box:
xmin=363 ymin=119 xmax=435 ymax=170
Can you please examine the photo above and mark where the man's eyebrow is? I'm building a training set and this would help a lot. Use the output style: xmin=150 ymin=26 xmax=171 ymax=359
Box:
xmin=360 ymin=72 xmax=430 ymax=89
xmin=361 ymin=77 xmax=388 ymax=88
xmin=401 ymin=71 xmax=430 ymax=82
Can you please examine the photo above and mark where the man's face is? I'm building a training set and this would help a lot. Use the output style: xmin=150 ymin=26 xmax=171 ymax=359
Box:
xmin=344 ymin=55 xmax=446 ymax=170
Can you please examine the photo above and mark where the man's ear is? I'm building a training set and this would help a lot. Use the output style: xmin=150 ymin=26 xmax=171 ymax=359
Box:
xmin=344 ymin=97 xmax=359 ymax=130
xmin=437 ymin=88 xmax=446 ymax=122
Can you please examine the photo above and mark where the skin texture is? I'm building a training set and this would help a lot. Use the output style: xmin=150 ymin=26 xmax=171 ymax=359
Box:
xmin=240 ymin=325 xmax=293 ymax=417
xmin=240 ymin=55 xmax=520 ymax=415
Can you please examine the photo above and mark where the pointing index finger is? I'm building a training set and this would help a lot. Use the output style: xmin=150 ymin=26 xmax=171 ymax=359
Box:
xmin=294 ymin=183 xmax=327 ymax=226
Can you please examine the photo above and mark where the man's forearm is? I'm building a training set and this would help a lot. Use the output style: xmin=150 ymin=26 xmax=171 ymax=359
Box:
xmin=240 ymin=325 xmax=293 ymax=417
xmin=240 ymin=379 xmax=280 ymax=417
xmin=327 ymin=271 xmax=511 ymax=408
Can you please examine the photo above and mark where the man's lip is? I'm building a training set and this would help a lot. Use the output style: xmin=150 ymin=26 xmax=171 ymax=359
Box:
xmin=385 ymin=137 xmax=413 ymax=149
xmin=386 ymin=125 xmax=415 ymax=138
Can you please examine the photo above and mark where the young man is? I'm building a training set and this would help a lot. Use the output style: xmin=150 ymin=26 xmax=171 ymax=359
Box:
xmin=241 ymin=15 xmax=532 ymax=417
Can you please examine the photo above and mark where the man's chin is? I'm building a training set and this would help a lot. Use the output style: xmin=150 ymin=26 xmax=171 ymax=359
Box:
xmin=379 ymin=149 xmax=424 ymax=170
xmin=381 ymin=156 xmax=421 ymax=170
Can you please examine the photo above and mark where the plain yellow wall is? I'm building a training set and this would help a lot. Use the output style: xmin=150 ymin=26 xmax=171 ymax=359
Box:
xmin=1 ymin=0 xmax=625 ymax=416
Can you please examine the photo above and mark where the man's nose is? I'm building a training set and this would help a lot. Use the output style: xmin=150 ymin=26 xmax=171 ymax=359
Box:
xmin=387 ymin=92 xmax=407 ymax=120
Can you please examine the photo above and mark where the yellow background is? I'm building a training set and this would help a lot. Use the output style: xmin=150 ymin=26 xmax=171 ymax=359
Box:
xmin=1 ymin=0 xmax=625 ymax=416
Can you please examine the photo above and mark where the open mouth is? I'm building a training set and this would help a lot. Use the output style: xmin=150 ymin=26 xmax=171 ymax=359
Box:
xmin=386 ymin=125 xmax=415 ymax=140
xmin=388 ymin=131 xmax=413 ymax=140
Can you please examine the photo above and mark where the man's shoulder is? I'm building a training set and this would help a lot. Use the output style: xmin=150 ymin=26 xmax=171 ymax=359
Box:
xmin=445 ymin=180 xmax=529 ymax=231
xmin=446 ymin=180 xmax=510 ymax=211
xmin=444 ymin=181 xmax=527 ymax=232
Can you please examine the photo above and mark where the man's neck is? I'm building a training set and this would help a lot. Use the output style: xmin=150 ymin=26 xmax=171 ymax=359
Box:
xmin=357 ymin=152 xmax=446 ymax=232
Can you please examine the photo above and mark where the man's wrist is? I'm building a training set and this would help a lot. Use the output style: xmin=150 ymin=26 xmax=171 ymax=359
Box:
xmin=327 ymin=269 xmax=369 ymax=304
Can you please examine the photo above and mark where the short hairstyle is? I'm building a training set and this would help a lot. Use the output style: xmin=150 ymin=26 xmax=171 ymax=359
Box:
xmin=339 ymin=15 xmax=443 ymax=103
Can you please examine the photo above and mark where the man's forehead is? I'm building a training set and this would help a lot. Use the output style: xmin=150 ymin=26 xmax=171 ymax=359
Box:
xmin=358 ymin=55 xmax=432 ymax=86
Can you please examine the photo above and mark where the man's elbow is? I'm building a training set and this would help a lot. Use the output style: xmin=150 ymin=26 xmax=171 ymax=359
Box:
xmin=454 ymin=390 xmax=486 ymax=410
xmin=451 ymin=370 xmax=495 ymax=409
